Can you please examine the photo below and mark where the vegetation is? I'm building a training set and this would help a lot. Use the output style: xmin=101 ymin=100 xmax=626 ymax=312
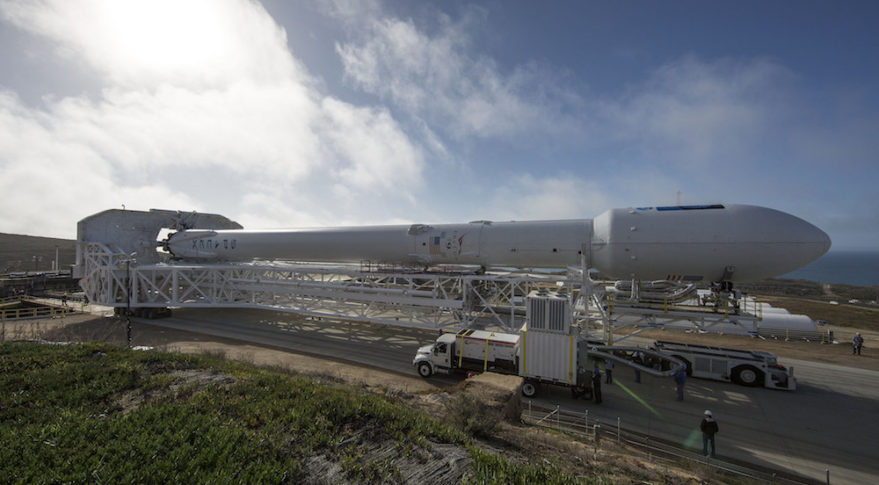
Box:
xmin=738 ymin=277 xmax=879 ymax=303
xmin=0 ymin=341 xmax=588 ymax=484
xmin=443 ymin=391 xmax=502 ymax=438
xmin=464 ymin=448 xmax=583 ymax=485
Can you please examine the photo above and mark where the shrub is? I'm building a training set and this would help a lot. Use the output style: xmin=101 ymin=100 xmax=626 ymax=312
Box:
xmin=444 ymin=391 xmax=502 ymax=438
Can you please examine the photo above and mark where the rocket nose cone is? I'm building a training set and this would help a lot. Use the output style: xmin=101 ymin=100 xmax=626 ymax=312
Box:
xmin=790 ymin=213 xmax=832 ymax=266
xmin=729 ymin=205 xmax=832 ymax=278
xmin=816 ymin=227 xmax=832 ymax=255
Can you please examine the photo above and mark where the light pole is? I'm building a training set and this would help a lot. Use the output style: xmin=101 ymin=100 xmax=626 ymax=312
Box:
xmin=124 ymin=251 xmax=137 ymax=348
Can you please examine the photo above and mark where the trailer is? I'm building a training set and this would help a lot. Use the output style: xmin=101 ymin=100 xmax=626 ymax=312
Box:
xmin=652 ymin=340 xmax=795 ymax=390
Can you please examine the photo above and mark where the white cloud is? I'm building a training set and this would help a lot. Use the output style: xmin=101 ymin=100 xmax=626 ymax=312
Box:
xmin=0 ymin=90 xmax=199 ymax=235
xmin=598 ymin=57 xmax=797 ymax=168
xmin=478 ymin=168 xmax=694 ymax=223
xmin=335 ymin=9 xmax=583 ymax=140
xmin=0 ymin=0 xmax=424 ymax=237
xmin=1 ymin=0 xmax=298 ymax=89
xmin=318 ymin=97 xmax=422 ymax=191
xmin=483 ymin=174 xmax=613 ymax=221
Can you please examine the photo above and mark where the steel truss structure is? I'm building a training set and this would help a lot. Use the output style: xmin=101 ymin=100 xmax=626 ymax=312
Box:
xmin=78 ymin=241 xmax=580 ymax=330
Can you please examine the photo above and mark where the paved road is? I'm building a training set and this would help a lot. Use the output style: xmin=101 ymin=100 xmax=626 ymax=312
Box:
xmin=536 ymin=358 xmax=878 ymax=485
xmin=134 ymin=308 xmax=436 ymax=373
xmin=137 ymin=308 xmax=877 ymax=485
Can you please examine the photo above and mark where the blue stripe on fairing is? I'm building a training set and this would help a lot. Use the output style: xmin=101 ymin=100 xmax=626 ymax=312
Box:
xmin=656 ymin=204 xmax=725 ymax=211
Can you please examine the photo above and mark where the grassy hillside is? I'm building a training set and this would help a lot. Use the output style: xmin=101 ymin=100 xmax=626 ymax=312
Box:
xmin=0 ymin=233 xmax=76 ymax=273
xmin=738 ymin=278 xmax=879 ymax=302
xmin=0 ymin=342 xmax=582 ymax=484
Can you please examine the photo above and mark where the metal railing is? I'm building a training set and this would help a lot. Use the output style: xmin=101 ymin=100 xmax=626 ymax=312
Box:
xmin=0 ymin=300 xmax=78 ymax=321
xmin=522 ymin=402 xmax=823 ymax=484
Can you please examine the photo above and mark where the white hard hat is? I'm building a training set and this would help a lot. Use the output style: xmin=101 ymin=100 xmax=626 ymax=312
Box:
xmin=704 ymin=410 xmax=712 ymax=416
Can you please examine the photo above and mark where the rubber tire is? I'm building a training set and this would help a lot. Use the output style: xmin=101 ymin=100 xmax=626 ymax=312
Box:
xmin=417 ymin=362 xmax=432 ymax=378
xmin=733 ymin=366 xmax=762 ymax=387
xmin=522 ymin=381 xmax=538 ymax=398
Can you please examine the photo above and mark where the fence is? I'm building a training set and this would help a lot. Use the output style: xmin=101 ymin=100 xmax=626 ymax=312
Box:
xmin=0 ymin=304 xmax=77 ymax=321
xmin=521 ymin=402 xmax=824 ymax=485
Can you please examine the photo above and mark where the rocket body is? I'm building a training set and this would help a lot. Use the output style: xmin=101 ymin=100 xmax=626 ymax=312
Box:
xmin=165 ymin=204 xmax=831 ymax=283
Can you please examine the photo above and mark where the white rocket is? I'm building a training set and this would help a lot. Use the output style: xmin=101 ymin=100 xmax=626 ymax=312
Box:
xmin=164 ymin=204 xmax=831 ymax=282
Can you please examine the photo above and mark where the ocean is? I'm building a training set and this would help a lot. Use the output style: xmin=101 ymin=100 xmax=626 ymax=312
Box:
xmin=780 ymin=250 xmax=879 ymax=286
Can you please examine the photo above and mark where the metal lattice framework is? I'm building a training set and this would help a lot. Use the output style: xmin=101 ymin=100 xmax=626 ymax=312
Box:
xmin=78 ymin=242 xmax=131 ymax=306
xmin=78 ymin=242 xmax=584 ymax=330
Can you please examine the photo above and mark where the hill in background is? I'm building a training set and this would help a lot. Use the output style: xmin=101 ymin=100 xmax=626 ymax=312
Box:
xmin=0 ymin=233 xmax=76 ymax=273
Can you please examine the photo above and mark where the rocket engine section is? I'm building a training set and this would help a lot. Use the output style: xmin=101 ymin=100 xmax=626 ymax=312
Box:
xmin=164 ymin=204 xmax=831 ymax=283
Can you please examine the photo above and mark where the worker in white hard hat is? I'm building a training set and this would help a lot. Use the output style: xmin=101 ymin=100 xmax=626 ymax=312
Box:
xmin=700 ymin=410 xmax=719 ymax=458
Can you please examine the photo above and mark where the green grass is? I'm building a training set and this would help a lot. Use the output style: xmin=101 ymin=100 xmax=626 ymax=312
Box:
xmin=0 ymin=342 xmax=589 ymax=484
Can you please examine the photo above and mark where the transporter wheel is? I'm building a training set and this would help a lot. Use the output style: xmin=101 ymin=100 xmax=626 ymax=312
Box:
xmin=732 ymin=366 xmax=762 ymax=387
xmin=521 ymin=381 xmax=538 ymax=398
xmin=571 ymin=385 xmax=590 ymax=400
xmin=417 ymin=362 xmax=433 ymax=378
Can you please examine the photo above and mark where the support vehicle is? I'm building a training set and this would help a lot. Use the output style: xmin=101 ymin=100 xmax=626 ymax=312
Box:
xmin=652 ymin=340 xmax=795 ymax=390
xmin=412 ymin=327 xmax=587 ymax=398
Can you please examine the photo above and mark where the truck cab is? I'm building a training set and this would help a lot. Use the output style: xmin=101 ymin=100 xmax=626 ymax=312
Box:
xmin=413 ymin=333 xmax=456 ymax=377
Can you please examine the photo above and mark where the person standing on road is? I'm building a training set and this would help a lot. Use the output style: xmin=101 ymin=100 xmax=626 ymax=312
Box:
xmin=633 ymin=351 xmax=643 ymax=383
xmin=853 ymin=332 xmax=864 ymax=355
xmin=605 ymin=359 xmax=614 ymax=384
xmin=700 ymin=410 xmax=719 ymax=458
xmin=674 ymin=365 xmax=687 ymax=401
xmin=592 ymin=367 xmax=602 ymax=404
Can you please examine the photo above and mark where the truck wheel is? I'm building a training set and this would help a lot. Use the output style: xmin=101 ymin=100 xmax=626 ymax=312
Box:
xmin=732 ymin=366 xmax=762 ymax=386
xmin=417 ymin=362 xmax=433 ymax=378
xmin=522 ymin=381 xmax=538 ymax=398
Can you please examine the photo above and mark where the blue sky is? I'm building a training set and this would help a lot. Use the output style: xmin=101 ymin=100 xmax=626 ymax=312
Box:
xmin=0 ymin=0 xmax=876 ymax=250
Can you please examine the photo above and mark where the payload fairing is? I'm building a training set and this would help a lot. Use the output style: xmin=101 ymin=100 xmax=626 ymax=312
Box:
xmin=164 ymin=204 xmax=830 ymax=282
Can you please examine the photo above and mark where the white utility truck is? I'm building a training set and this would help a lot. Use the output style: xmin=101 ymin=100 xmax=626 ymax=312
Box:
xmin=652 ymin=340 xmax=795 ymax=390
xmin=413 ymin=327 xmax=588 ymax=398
xmin=413 ymin=291 xmax=597 ymax=397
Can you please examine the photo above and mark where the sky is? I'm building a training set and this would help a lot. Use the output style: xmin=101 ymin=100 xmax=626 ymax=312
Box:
xmin=0 ymin=0 xmax=877 ymax=250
